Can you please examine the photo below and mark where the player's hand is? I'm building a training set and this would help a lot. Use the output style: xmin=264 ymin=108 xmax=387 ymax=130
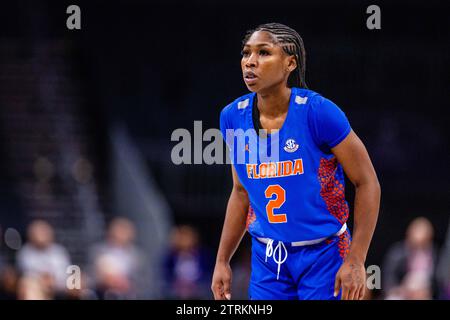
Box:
xmin=334 ymin=258 xmax=366 ymax=300
xmin=211 ymin=261 xmax=232 ymax=300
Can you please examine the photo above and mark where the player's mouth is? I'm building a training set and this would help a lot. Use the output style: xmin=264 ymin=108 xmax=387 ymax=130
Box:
xmin=244 ymin=71 xmax=258 ymax=85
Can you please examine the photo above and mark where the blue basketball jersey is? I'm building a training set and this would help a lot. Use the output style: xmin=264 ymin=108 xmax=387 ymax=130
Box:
xmin=220 ymin=87 xmax=352 ymax=242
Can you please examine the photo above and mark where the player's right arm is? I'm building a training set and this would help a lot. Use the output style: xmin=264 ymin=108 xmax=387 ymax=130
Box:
xmin=211 ymin=164 xmax=249 ymax=300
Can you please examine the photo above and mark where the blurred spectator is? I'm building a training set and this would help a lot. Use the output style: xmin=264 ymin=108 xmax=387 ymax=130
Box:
xmin=16 ymin=275 xmax=51 ymax=300
xmin=88 ymin=217 xmax=145 ymax=299
xmin=0 ymin=266 xmax=18 ymax=300
xmin=16 ymin=220 xmax=71 ymax=295
xmin=162 ymin=225 xmax=213 ymax=299
xmin=383 ymin=217 xmax=438 ymax=299
xmin=436 ymin=219 xmax=450 ymax=299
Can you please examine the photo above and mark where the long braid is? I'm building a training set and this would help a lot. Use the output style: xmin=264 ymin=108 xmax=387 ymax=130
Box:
xmin=242 ymin=23 xmax=308 ymax=89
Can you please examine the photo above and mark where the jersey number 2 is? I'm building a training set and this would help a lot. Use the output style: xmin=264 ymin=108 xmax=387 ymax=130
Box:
xmin=264 ymin=185 xmax=287 ymax=223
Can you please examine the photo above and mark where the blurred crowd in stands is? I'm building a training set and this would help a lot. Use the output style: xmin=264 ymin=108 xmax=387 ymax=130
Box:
xmin=0 ymin=217 xmax=150 ymax=299
xmin=0 ymin=218 xmax=217 ymax=300
xmin=0 ymin=216 xmax=449 ymax=300
xmin=383 ymin=217 xmax=450 ymax=300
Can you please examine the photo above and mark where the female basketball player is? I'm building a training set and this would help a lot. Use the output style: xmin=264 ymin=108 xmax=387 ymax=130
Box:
xmin=211 ymin=23 xmax=380 ymax=300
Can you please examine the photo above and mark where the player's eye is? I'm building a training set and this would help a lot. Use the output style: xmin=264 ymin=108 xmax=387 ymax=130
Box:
xmin=259 ymin=49 xmax=270 ymax=56
xmin=241 ymin=50 xmax=250 ymax=57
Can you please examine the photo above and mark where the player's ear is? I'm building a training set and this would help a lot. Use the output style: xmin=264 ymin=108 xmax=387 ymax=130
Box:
xmin=286 ymin=55 xmax=297 ymax=73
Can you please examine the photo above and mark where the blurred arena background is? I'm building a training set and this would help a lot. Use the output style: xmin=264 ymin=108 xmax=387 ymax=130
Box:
xmin=0 ymin=0 xmax=449 ymax=300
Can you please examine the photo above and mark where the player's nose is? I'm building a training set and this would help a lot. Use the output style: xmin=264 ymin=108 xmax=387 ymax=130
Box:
xmin=245 ymin=53 xmax=257 ymax=68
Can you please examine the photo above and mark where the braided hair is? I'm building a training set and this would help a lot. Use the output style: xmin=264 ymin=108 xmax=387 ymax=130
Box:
xmin=242 ymin=22 xmax=307 ymax=89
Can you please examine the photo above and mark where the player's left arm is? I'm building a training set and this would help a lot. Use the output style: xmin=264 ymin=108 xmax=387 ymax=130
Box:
xmin=331 ymin=129 xmax=381 ymax=300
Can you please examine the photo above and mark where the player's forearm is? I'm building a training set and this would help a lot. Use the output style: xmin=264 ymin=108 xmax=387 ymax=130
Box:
xmin=216 ymin=188 xmax=249 ymax=264
xmin=347 ymin=180 xmax=381 ymax=263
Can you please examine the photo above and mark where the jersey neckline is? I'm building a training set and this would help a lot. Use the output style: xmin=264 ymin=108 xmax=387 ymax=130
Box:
xmin=248 ymin=87 xmax=296 ymax=139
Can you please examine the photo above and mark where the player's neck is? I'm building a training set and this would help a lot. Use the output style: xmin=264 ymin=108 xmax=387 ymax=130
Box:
xmin=256 ymin=85 xmax=291 ymax=118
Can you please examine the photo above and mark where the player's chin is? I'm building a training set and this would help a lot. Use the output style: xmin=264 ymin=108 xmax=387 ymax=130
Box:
xmin=244 ymin=81 xmax=261 ymax=92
